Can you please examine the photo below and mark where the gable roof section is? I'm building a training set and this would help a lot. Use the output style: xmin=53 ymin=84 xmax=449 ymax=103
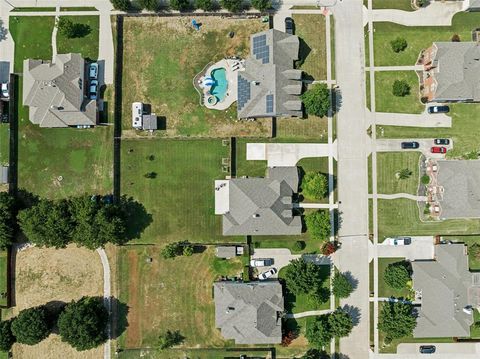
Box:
xmin=23 ymin=53 xmax=97 ymax=128
xmin=213 ymin=281 xmax=284 ymax=344
xmin=238 ymin=29 xmax=303 ymax=119
xmin=412 ymin=244 xmax=475 ymax=338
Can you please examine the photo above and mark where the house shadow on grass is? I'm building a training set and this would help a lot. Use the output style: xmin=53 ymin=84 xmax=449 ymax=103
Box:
xmin=111 ymin=297 xmax=129 ymax=340
xmin=120 ymin=195 xmax=153 ymax=241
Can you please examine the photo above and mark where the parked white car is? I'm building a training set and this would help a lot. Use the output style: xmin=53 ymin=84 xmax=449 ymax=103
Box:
xmin=259 ymin=268 xmax=277 ymax=280
xmin=250 ymin=258 xmax=273 ymax=267
xmin=386 ymin=237 xmax=411 ymax=246
xmin=1 ymin=83 xmax=8 ymax=98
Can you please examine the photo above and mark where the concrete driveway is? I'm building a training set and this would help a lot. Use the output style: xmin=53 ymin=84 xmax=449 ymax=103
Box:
xmin=376 ymin=236 xmax=434 ymax=261
xmin=375 ymin=112 xmax=452 ymax=128
xmin=251 ymin=248 xmax=300 ymax=278
xmin=375 ymin=139 xmax=453 ymax=159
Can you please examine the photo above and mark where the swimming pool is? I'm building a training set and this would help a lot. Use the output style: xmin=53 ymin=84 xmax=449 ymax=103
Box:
xmin=210 ymin=68 xmax=228 ymax=102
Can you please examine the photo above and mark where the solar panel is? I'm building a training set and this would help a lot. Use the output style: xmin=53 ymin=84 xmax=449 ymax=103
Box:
xmin=266 ymin=95 xmax=274 ymax=113
xmin=238 ymin=76 xmax=251 ymax=111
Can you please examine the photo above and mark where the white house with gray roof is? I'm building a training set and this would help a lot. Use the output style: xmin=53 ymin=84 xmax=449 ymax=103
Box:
xmin=23 ymin=53 xmax=97 ymax=128
xmin=412 ymin=243 xmax=480 ymax=338
xmin=214 ymin=166 xmax=301 ymax=236
xmin=237 ymin=29 xmax=303 ymax=119
xmin=213 ymin=281 xmax=284 ymax=344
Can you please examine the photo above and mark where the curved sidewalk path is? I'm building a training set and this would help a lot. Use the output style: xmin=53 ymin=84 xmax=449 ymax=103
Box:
xmin=285 ymin=309 xmax=333 ymax=319
xmin=96 ymin=248 xmax=111 ymax=359
xmin=369 ymin=193 xmax=427 ymax=201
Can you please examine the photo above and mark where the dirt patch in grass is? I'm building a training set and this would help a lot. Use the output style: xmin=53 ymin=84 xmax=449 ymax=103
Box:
xmin=11 ymin=245 xmax=103 ymax=358
xmin=125 ymin=250 xmax=140 ymax=348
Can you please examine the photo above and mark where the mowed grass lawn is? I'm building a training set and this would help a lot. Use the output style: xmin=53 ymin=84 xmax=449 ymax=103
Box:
xmin=373 ymin=13 xmax=480 ymax=66
xmin=57 ymin=15 xmax=99 ymax=59
xmin=376 ymin=152 xmax=420 ymax=195
xmin=121 ymin=17 xmax=269 ymax=137
xmin=375 ymin=71 xmax=424 ymax=114
xmin=292 ymin=14 xmax=327 ymax=81
xmin=0 ymin=124 xmax=8 ymax=164
xmin=378 ymin=257 xmax=411 ymax=299
xmin=365 ymin=0 xmax=414 ymax=11
xmin=121 ymin=139 xmax=237 ymax=244
xmin=378 ymin=199 xmax=480 ymax=240
xmin=0 ymin=251 xmax=7 ymax=307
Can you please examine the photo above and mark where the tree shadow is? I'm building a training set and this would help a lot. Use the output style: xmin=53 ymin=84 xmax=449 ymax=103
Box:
xmin=343 ymin=271 xmax=359 ymax=291
xmin=296 ymin=38 xmax=312 ymax=78
xmin=334 ymin=209 xmax=342 ymax=235
xmin=193 ymin=245 xmax=207 ymax=254
xmin=43 ymin=300 xmax=67 ymax=333
xmin=120 ymin=195 xmax=153 ymax=240
xmin=71 ymin=23 xmax=91 ymax=38
xmin=111 ymin=297 xmax=129 ymax=339
xmin=16 ymin=188 xmax=40 ymax=210
xmin=0 ymin=19 xmax=7 ymax=41
xmin=341 ymin=304 xmax=361 ymax=327
xmin=333 ymin=86 xmax=342 ymax=114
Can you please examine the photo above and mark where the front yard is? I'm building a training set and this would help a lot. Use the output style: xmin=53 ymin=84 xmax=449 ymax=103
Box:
xmin=376 ymin=152 xmax=420 ymax=195
xmin=377 ymin=257 xmax=411 ymax=298
xmin=57 ymin=15 xmax=100 ymax=60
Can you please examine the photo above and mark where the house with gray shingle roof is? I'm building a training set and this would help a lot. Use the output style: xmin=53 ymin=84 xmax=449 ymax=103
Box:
xmin=420 ymin=42 xmax=480 ymax=102
xmin=214 ymin=166 xmax=301 ymax=236
xmin=213 ymin=281 xmax=284 ymax=344
xmin=23 ymin=53 xmax=97 ymax=128
xmin=412 ymin=243 xmax=480 ymax=338
xmin=237 ymin=29 xmax=303 ymax=119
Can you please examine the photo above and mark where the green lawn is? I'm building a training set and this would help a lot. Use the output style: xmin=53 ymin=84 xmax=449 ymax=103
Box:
xmin=377 ymin=103 xmax=480 ymax=158
xmin=376 ymin=152 xmax=420 ymax=195
xmin=9 ymin=16 xmax=55 ymax=72
xmin=364 ymin=0 xmax=414 ymax=11
xmin=11 ymin=7 xmax=55 ymax=12
xmin=377 ymin=199 xmax=480 ymax=240
xmin=292 ymin=14 xmax=327 ymax=81
xmin=471 ymin=309 xmax=480 ymax=338
xmin=278 ymin=265 xmax=331 ymax=313
xmin=121 ymin=139 xmax=238 ymax=244
xmin=378 ymin=257 xmax=411 ymax=299
xmin=373 ymin=13 xmax=480 ymax=66
xmin=57 ymin=16 xmax=100 ymax=60
xmin=0 ymin=124 xmax=8 ymax=164
xmin=253 ymin=237 xmax=324 ymax=254
xmin=0 ymin=251 xmax=7 ymax=307
xmin=375 ymin=71 xmax=424 ymax=114
xmin=60 ymin=7 xmax=98 ymax=11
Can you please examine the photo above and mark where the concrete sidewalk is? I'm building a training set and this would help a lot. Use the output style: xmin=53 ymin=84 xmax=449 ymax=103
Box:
xmin=367 ymin=65 xmax=423 ymax=72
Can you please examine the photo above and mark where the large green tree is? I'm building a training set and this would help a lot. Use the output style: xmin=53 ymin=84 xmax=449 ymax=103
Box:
xmin=58 ymin=297 xmax=108 ymax=351
xmin=251 ymin=0 xmax=271 ymax=11
xmin=11 ymin=306 xmax=50 ymax=345
xmin=18 ymin=199 xmax=73 ymax=248
xmin=196 ymin=0 xmax=215 ymax=11
xmin=305 ymin=211 xmax=331 ymax=240
xmin=302 ymin=172 xmax=328 ymax=200
xmin=378 ymin=302 xmax=416 ymax=341
xmin=0 ymin=192 xmax=16 ymax=249
xmin=170 ymin=0 xmax=192 ymax=11
xmin=301 ymin=83 xmax=330 ymax=117
xmin=332 ymin=271 xmax=354 ymax=299
xmin=284 ymin=258 xmax=327 ymax=295
xmin=0 ymin=320 xmax=15 ymax=351
xmin=302 ymin=349 xmax=330 ymax=359
xmin=305 ymin=314 xmax=332 ymax=348
xmin=138 ymin=0 xmax=158 ymax=11
xmin=110 ymin=0 xmax=131 ymax=11
xmin=384 ymin=261 xmax=411 ymax=290
xmin=328 ymin=309 xmax=353 ymax=338
xmin=220 ymin=0 xmax=242 ymax=12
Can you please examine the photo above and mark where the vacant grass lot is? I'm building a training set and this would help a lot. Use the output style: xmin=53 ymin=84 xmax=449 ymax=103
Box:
xmin=378 ymin=257 xmax=411 ymax=299
xmin=376 ymin=152 xmax=420 ymax=195
xmin=275 ymin=116 xmax=329 ymax=141
xmin=121 ymin=139 xmax=238 ymax=244
xmin=373 ymin=13 xmax=480 ymax=66
xmin=57 ymin=15 xmax=99 ymax=59
xmin=0 ymin=251 xmax=7 ymax=307
xmin=377 ymin=103 xmax=480 ymax=158
xmin=292 ymin=14 xmax=327 ymax=81
xmin=375 ymin=71 xmax=424 ymax=114
xmin=121 ymin=17 xmax=269 ymax=137
xmin=377 ymin=199 xmax=480 ymax=240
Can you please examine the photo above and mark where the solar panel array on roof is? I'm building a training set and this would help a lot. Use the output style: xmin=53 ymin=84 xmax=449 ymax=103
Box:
xmin=266 ymin=94 xmax=274 ymax=113
xmin=252 ymin=34 xmax=270 ymax=64
xmin=238 ymin=75 xmax=251 ymax=110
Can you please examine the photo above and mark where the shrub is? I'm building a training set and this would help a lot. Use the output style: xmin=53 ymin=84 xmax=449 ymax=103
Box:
xmin=301 ymin=172 xmax=328 ymax=200
xmin=421 ymin=174 xmax=430 ymax=185
xmin=321 ymin=241 xmax=337 ymax=255
xmin=0 ymin=192 xmax=16 ymax=249
xmin=161 ymin=242 xmax=182 ymax=259
xmin=110 ymin=0 xmax=131 ymax=11
xmin=196 ymin=0 xmax=215 ymax=11
xmin=221 ymin=0 xmax=242 ymax=12
xmin=332 ymin=271 xmax=354 ymax=298
xmin=281 ymin=330 xmax=296 ymax=347
xmin=251 ymin=0 xmax=271 ymax=11
xmin=170 ymin=0 xmax=193 ymax=11
xmin=451 ymin=34 xmax=460 ymax=42
xmin=397 ymin=168 xmax=412 ymax=180
xmin=182 ymin=244 xmax=194 ymax=256
xmin=384 ymin=261 xmax=411 ymax=290
xmin=392 ymin=80 xmax=411 ymax=97
xmin=144 ymin=172 xmax=157 ymax=179
xmin=139 ymin=0 xmax=158 ymax=11
xmin=293 ymin=240 xmax=306 ymax=251
xmin=0 ymin=319 xmax=15 ymax=351
xmin=11 ymin=306 xmax=51 ymax=345
xmin=390 ymin=37 xmax=407 ymax=53
xmin=158 ymin=329 xmax=184 ymax=349
xmin=305 ymin=211 xmax=331 ymax=240
xmin=301 ymin=83 xmax=330 ymax=117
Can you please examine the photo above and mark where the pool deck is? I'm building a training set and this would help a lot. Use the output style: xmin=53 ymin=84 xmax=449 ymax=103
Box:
xmin=203 ymin=59 xmax=239 ymax=111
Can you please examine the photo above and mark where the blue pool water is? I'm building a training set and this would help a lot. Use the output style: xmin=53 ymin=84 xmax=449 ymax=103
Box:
xmin=210 ymin=68 xmax=228 ymax=102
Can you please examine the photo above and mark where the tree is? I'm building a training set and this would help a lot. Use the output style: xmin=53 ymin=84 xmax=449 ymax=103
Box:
xmin=308 ymin=284 xmax=330 ymax=306
xmin=251 ymin=0 xmax=271 ymax=11
xmin=378 ymin=302 xmax=416 ymax=341
xmin=305 ymin=211 xmax=331 ymax=240
xmin=301 ymin=83 xmax=330 ymax=117
xmin=0 ymin=320 xmax=15 ymax=352
xmin=397 ymin=168 xmax=412 ymax=180
xmin=392 ymin=80 xmax=411 ymax=97
xmin=161 ymin=242 xmax=182 ymax=259
xmin=196 ymin=0 xmax=215 ymax=11
xmin=158 ymin=329 xmax=184 ymax=349
xmin=293 ymin=240 xmax=306 ymax=251
xmin=11 ymin=306 xmax=50 ymax=345
xmin=57 ymin=17 xmax=75 ymax=38
xmin=221 ymin=0 xmax=242 ymax=12
xmin=182 ymin=244 xmax=194 ymax=256
xmin=57 ymin=297 xmax=108 ymax=351
xmin=284 ymin=258 xmax=328 ymax=295
xmin=384 ymin=261 xmax=411 ymax=290
xmin=301 ymin=172 xmax=328 ymax=200
xmin=421 ymin=174 xmax=430 ymax=185
xmin=170 ymin=0 xmax=192 ymax=11
xmin=305 ymin=314 xmax=332 ymax=348
xmin=18 ymin=199 xmax=74 ymax=248
xmin=138 ymin=0 xmax=158 ymax=11
xmin=451 ymin=33 xmax=461 ymax=42
xmin=0 ymin=192 xmax=16 ymax=249
xmin=328 ymin=309 xmax=353 ymax=338
xmin=110 ymin=0 xmax=131 ymax=11
xmin=302 ymin=349 xmax=330 ymax=359
xmin=390 ymin=37 xmax=407 ymax=53
xmin=332 ymin=271 xmax=354 ymax=299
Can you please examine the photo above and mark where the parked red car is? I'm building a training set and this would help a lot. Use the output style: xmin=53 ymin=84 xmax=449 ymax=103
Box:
xmin=431 ymin=146 xmax=447 ymax=154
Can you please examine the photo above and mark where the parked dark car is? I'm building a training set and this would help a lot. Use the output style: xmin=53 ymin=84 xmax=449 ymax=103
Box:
xmin=89 ymin=80 xmax=98 ymax=100
xmin=401 ymin=141 xmax=419 ymax=149
xmin=427 ymin=105 xmax=449 ymax=114
xmin=419 ymin=345 xmax=436 ymax=354
xmin=285 ymin=17 xmax=294 ymax=35
xmin=434 ymin=138 xmax=450 ymax=145
xmin=431 ymin=146 xmax=447 ymax=154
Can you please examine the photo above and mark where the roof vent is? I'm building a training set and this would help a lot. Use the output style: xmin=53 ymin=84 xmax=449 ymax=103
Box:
xmin=252 ymin=214 xmax=260 ymax=218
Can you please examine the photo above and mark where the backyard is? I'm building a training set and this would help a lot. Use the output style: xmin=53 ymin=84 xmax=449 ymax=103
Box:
xmin=121 ymin=16 xmax=270 ymax=137
xmin=376 ymin=152 xmax=420 ymax=195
